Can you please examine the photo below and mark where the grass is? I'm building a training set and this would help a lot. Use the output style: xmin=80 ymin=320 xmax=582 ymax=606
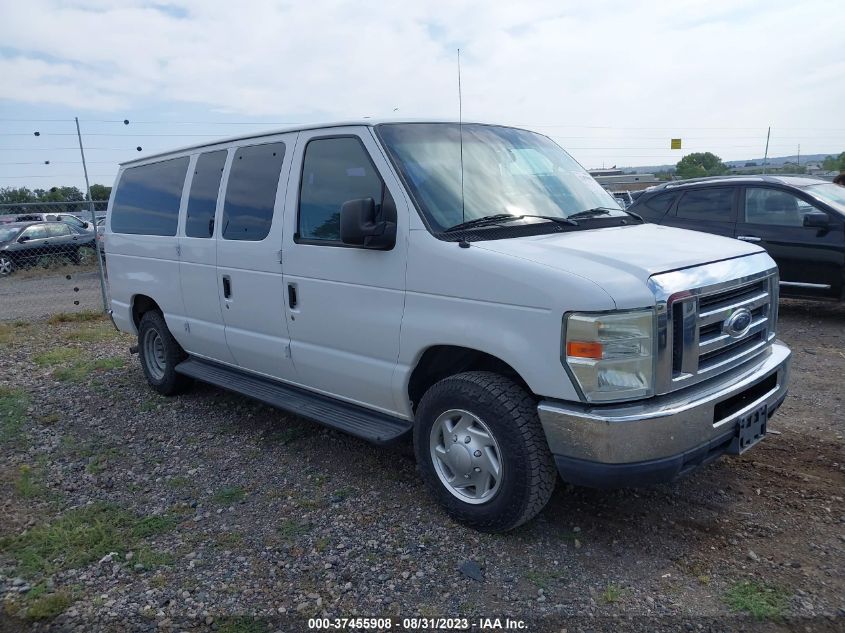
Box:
xmin=84 ymin=447 xmax=122 ymax=475
xmin=264 ymin=425 xmax=314 ymax=445
xmin=0 ymin=321 xmax=32 ymax=345
xmin=277 ymin=519 xmax=311 ymax=541
xmin=218 ymin=616 xmax=269 ymax=633
xmin=133 ymin=546 xmax=174 ymax=570
xmin=166 ymin=476 xmax=191 ymax=489
xmin=213 ymin=485 xmax=247 ymax=504
xmin=15 ymin=464 xmax=46 ymax=499
xmin=0 ymin=503 xmax=180 ymax=578
xmin=23 ymin=590 xmax=73 ymax=621
xmin=61 ymin=322 xmax=123 ymax=343
xmin=53 ymin=356 xmax=125 ymax=382
xmin=33 ymin=347 xmax=84 ymax=367
xmin=315 ymin=537 xmax=330 ymax=553
xmin=524 ymin=569 xmax=564 ymax=590
xmin=602 ymin=583 xmax=624 ymax=604
xmin=214 ymin=532 xmax=244 ymax=548
xmin=331 ymin=486 xmax=356 ymax=502
xmin=0 ymin=386 xmax=29 ymax=446
xmin=47 ymin=310 xmax=105 ymax=324
xmin=724 ymin=581 xmax=788 ymax=620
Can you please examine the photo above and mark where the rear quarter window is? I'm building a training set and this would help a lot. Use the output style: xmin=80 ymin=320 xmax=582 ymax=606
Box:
xmin=676 ymin=187 xmax=734 ymax=222
xmin=639 ymin=192 xmax=676 ymax=218
xmin=111 ymin=157 xmax=190 ymax=236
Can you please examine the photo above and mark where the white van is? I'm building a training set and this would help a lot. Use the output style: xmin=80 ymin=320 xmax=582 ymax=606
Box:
xmin=106 ymin=121 xmax=790 ymax=532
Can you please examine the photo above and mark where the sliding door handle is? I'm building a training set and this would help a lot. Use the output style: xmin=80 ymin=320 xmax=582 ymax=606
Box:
xmin=222 ymin=275 xmax=232 ymax=299
xmin=737 ymin=235 xmax=761 ymax=242
xmin=287 ymin=283 xmax=297 ymax=309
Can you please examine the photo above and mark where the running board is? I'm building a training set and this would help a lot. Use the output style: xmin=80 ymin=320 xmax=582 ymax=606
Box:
xmin=175 ymin=358 xmax=412 ymax=444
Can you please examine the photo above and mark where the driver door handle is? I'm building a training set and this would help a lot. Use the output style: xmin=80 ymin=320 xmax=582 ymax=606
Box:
xmin=737 ymin=235 xmax=761 ymax=242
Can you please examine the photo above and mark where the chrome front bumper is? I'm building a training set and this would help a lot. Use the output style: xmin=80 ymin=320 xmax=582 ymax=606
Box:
xmin=538 ymin=341 xmax=790 ymax=485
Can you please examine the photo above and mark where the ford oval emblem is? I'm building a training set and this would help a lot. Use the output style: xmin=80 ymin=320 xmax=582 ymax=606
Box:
xmin=723 ymin=308 xmax=753 ymax=339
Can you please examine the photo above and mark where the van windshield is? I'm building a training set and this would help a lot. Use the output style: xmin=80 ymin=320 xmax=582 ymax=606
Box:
xmin=376 ymin=123 xmax=624 ymax=233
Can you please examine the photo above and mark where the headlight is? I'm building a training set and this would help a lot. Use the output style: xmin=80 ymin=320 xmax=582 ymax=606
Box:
xmin=563 ymin=309 xmax=655 ymax=402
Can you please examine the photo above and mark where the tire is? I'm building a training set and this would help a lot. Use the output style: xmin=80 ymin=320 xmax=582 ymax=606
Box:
xmin=137 ymin=310 xmax=192 ymax=396
xmin=414 ymin=371 xmax=557 ymax=532
xmin=0 ymin=254 xmax=14 ymax=276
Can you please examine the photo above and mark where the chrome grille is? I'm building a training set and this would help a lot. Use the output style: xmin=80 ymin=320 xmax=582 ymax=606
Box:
xmin=648 ymin=253 xmax=779 ymax=395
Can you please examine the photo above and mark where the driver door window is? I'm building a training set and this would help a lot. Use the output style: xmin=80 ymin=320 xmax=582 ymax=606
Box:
xmin=744 ymin=188 xmax=817 ymax=226
xmin=297 ymin=137 xmax=384 ymax=243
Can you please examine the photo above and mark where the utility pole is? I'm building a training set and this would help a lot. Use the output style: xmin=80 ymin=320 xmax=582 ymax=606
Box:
xmin=75 ymin=116 xmax=109 ymax=312
xmin=762 ymin=126 xmax=771 ymax=174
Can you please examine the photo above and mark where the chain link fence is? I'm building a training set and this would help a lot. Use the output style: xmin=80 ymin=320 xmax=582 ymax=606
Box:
xmin=0 ymin=201 xmax=110 ymax=322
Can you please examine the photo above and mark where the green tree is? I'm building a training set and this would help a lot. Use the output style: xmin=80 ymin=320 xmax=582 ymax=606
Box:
xmin=0 ymin=187 xmax=37 ymax=204
xmin=821 ymin=152 xmax=845 ymax=172
xmin=675 ymin=152 xmax=729 ymax=179
xmin=38 ymin=186 xmax=85 ymax=203
xmin=89 ymin=184 xmax=112 ymax=201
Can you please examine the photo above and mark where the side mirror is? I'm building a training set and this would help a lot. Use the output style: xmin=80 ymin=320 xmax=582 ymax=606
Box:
xmin=340 ymin=198 xmax=396 ymax=250
xmin=803 ymin=210 xmax=829 ymax=229
xmin=18 ymin=235 xmax=30 ymax=243
xmin=82 ymin=221 xmax=89 ymax=229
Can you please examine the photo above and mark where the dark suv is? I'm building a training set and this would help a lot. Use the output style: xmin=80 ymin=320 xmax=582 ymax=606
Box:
xmin=629 ymin=175 xmax=845 ymax=301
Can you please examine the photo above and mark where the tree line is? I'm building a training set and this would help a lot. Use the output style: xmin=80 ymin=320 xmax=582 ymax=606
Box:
xmin=0 ymin=184 xmax=111 ymax=205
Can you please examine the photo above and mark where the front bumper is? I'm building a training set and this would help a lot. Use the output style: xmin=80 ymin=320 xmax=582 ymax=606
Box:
xmin=538 ymin=341 xmax=790 ymax=488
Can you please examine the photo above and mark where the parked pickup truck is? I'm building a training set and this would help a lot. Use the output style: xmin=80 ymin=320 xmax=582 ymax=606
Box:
xmin=105 ymin=121 xmax=791 ymax=532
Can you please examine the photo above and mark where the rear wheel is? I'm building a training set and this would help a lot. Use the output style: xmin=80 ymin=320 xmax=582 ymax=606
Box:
xmin=414 ymin=371 xmax=557 ymax=532
xmin=0 ymin=254 xmax=13 ymax=276
xmin=137 ymin=310 xmax=192 ymax=395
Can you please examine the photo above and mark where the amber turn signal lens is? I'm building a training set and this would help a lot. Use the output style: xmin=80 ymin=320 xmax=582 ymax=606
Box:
xmin=566 ymin=341 xmax=603 ymax=359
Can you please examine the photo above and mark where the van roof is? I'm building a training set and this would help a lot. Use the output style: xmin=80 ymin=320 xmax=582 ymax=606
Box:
xmin=119 ymin=118 xmax=500 ymax=167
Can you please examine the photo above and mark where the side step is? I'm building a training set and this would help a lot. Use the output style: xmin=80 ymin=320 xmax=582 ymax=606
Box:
xmin=175 ymin=358 xmax=412 ymax=444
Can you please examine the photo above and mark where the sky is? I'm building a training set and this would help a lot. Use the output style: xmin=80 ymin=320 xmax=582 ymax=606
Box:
xmin=1 ymin=0 xmax=844 ymax=190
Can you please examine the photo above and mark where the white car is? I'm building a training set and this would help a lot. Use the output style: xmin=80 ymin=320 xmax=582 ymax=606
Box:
xmin=105 ymin=121 xmax=790 ymax=531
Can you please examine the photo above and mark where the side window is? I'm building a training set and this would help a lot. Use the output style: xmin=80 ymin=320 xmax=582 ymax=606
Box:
xmin=642 ymin=192 xmax=676 ymax=215
xmin=222 ymin=142 xmax=286 ymax=241
xmin=111 ymin=157 xmax=190 ymax=236
xmin=186 ymin=150 xmax=227 ymax=238
xmin=46 ymin=223 xmax=71 ymax=237
xmin=298 ymin=137 xmax=384 ymax=242
xmin=744 ymin=188 xmax=817 ymax=227
xmin=676 ymin=187 xmax=734 ymax=222
xmin=22 ymin=225 xmax=49 ymax=240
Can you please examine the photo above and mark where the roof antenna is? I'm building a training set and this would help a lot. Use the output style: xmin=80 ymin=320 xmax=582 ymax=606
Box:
xmin=457 ymin=48 xmax=466 ymax=226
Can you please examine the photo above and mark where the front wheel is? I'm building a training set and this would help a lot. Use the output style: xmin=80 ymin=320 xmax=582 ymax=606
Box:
xmin=414 ymin=371 xmax=557 ymax=532
xmin=0 ymin=254 xmax=14 ymax=276
xmin=137 ymin=310 xmax=192 ymax=396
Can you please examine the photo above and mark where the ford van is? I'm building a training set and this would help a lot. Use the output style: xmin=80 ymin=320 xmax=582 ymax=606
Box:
xmin=106 ymin=121 xmax=791 ymax=531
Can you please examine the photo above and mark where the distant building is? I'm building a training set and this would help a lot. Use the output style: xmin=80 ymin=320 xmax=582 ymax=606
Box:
xmin=589 ymin=171 xmax=660 ymax=192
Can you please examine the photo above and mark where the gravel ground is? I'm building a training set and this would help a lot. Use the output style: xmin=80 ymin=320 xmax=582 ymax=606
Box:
xmin=0 ymin=300 xmax=843 ymax=633
xmin=0 ymin=269 xmax=106 ymax=322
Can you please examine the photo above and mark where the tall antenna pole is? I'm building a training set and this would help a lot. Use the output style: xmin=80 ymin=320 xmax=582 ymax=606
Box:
xmin=75 ymin=117 xmax=109 ymax=312
xmin=762 ymin=126 xmax=771 ymax=174
xmin=457 ymin=48 xmax=466 ymax=224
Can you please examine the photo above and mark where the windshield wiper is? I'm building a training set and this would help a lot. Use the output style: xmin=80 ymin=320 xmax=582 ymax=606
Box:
xmin=444 ymin=214 xmax=518 ymax=233
xmin=444 ymin=213 xmax=578 ymax=233
xmin=519 ymin=214 xmax=578 ymax=226
xmin=567 ymin=207 xmax=616 ymax=220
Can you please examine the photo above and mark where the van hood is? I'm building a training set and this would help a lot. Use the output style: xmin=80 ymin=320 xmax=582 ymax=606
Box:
xmin=472 ymin=223 xmax=763 ymax=283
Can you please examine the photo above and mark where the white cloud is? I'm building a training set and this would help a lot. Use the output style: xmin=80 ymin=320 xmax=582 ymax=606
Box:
xmin=1 ymin=0 xmax=844 ymax=167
